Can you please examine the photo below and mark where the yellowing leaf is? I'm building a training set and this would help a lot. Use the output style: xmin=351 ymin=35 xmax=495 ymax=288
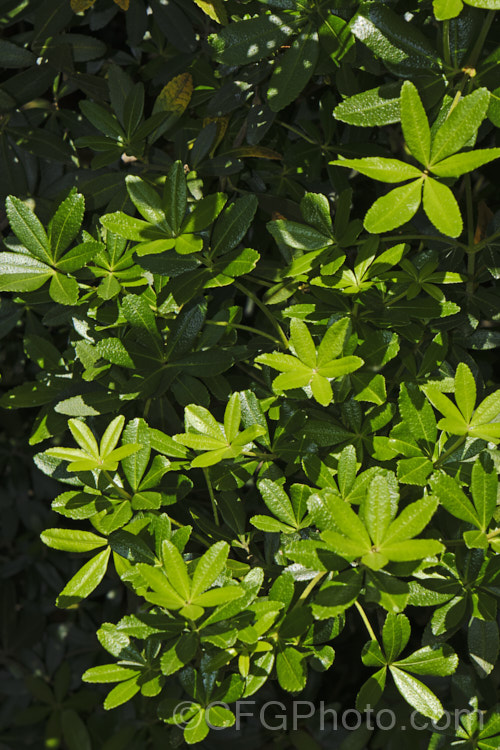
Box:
xmin=203 ymin=115 xmax=230 ymax=155
xmin=156 ymin=73 xmax=194 ymax=117
xmin=193 ymin=0 xmax=227 ymax=25
xmin=114 ymin=0 xmax=129 ymax=8
xmin=71 ymin=0 xmax=95 ymax=11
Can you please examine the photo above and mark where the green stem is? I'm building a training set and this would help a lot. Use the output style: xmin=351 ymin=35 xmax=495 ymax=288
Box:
xmin=103 ymin=470 xmax=131 ymax=501
xmin=203 ymin=468 xmax=219 ymax=526
xmin=465 ymin=174 xmax=476 ymax=296
xmin=435 ymin=435 xmax=467 ymax=468
xmin=293 ymin=572 xmax=326 ymax=609
xmin=235 ymin=281 xmax=289 ymax=348
xmin=467 ymin=10 xmax=495 ymax=68
xmin=205 ymin=320 xmax=281 ymax=345
xmin=354 ymin=601 xmax=378 ymax=641
xmin=443 ymin=20 xmax=452 ymax=69
xmin=381 ymin=234 xmax=468 ymax=250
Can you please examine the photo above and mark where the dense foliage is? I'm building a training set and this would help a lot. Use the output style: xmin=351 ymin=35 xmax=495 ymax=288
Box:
xmin=2 ymin=0 xmax=500 ymax=748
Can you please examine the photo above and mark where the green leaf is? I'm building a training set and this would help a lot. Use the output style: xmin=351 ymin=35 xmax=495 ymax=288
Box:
xmin=6 ymin=195 xmax=52 ymax=264
xmin=290 ymin=318 xmax=316 ymax=367
xmin=362 ymin=475 xmax=393 ymax=545
xmin=317 ymin=318 xmax=350 ymax=365
xmin=41 ymin=528 xmax=107 ymax=552
xmin=49 ymin=273 xmax=79 ymax=306
xmin=382 ymin=613 xmax=411 ymax=662
xmin=162 ymin=540 xmax=190 ymax=600
xmin=431 ymin=148 xmax=500 ymax=178
xmin=68 ymin=418 xmax=100 ymax=457
xmin=455 ymin=362 xmax=477 ymax=423
xmin=276 ymin=647 xmax=306 ymax=692
xmin=48 ymin=190 xmax=85 ymax=260
xmin=57 ymin=547 xmax=111 ymax=607
xmin=422 ymin=177 xmax=462 ymax=238
xmin=390 ymin=666 xmax=443 ymax=720
xmin=397 ymin=457 xmax=433 ymax=485
xmin=125 ymin=175 xmax=168 ymax=227
xmin=258 ymin=479 xmax=296 ymax=526
xmin=394 ymin=645 xmax=458 ymax=676
xmin=430 ymin=472 xmax=479 ymax=526
xmin=400 ymin=81 xmax=431 ymax=166
xmin=399 ymin=383 xmax=437 ymax=445
xmin=430 ymin=88 xmax=490 ymax=164
xmin=211 ymin=195 xmax=258 ymax=255
xmin=267 ymin=219 xmax=333 ymax=252
xmin=100 ymin=415 xmax=126 ymax=457
xmin=164 ymin=161 xmax=187 ymax=236
xmin=190 ymin=541 xmax=229 ymax=598
xmin=471 ymin=454 xmax=497 ymax=530
xmin=380 ymin=539 xmax=444 ymax=562
xmin=209 ymin=13 xmax=294 ymax=66
xmin=0 ymin=252 xmax=52 ymax=293
xmin=468 ymin=618 xmax=499 ymax=678
xmin=433 ymin=0 xmax=463 ymax=19
xmin=100 ymin=212 xmax=164 ymax=241
xmin=335 ymin=85 xmax=401 ymax=127
xmin=331 ymin=157 xmax=422 ymax=183
xmin=83 ymin=664 xmax=139 ymax=683
xmin=224 ymin=393 xmax=241 ymax=443
xmin=382 ymin=495 xmax=439 ymax=545
xmin=103 ymin=677 xmax=140 ymax=710
xmin=181 ymin=193 xmax=227 ymax=233
xmin=267 ymin=29 xmax=319 ymax=113
xmin=364 ymin=180 xmax=423 ymax=234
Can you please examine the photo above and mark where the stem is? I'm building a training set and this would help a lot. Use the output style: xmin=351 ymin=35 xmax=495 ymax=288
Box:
xmin=354 ymin=601 xmax=378 ymax=641
xmin=381 ymin=234 xmax=468 ymax=250
xmin=465 ymin=174 xmax=476 ymax=296
xmin=235 ymin=281 xmax=289 ymax=348
xmin=443 ymin=20 xmax=452 ymax=69
xmin=292 ymin=572 xmax=326 ymax=609
xmin=203 ymin=468 xmax=219 ymax=526
xmin=435 ymin=435 xmax=467 ymax=468
xmin=467 ymin=10 xmax=495 ymax=68
xmin=103 ymin=470 xmax=131 ymax=501
xmin=205 ymin=320 xmax=281 ymax=345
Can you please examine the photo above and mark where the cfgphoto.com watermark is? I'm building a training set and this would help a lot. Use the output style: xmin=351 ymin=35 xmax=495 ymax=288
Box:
xmin=173 ymin=700 xmax=483 ymax=733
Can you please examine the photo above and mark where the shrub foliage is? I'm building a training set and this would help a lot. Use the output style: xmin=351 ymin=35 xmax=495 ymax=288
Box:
xmin=2 ymin=0 xmax=500 ymax=748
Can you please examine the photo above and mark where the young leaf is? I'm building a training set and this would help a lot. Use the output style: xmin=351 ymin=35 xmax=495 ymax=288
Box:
xmin=364 ymin=180 xmax=423 ymax=234
xmin=430 ymin=88 xmax=490 ymax=164
xmin=56 ymin=548 xmax=111 ymax=607
xmin=400 ymin=81 xmax=431 ymax=167
xmin=422 ymin=177 xmax=462 ymax=238
xmin=331 ymin=157 xmax=423 ymax=183
xmin=6 ymin=196 xmax=52 ymax=264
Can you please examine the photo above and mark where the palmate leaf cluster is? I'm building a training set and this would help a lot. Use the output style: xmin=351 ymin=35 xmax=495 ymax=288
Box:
xmin=2 ymin=1 xmax=500 ymax=749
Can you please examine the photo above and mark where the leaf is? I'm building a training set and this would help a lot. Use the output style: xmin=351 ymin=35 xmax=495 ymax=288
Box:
xmin=430 ymin=88 xmax=490 ymax=164
xmin=6 ymin=196 xmax=52 ymax=264
xmin=382 ymin=495 xmax=439 ymax=545
xmin=433 ymin=0 xmax=463 ymax=19
xmin=68 ymin=418 xmax=100 ymax=457
xmin=390 ymin=666 xmax=443 ymax=720
xmin=276 ymin=647 xmax=306 ymax=692
xmin=103 ymin=677 xmax=140 ymax=710
xmin=397 ymin=457 xmax=433 ymax=485
xmin=83 ymin=664 xmax=139 ymax=683
xmin=155 ymin=73 xmax=193 ymax=117
xmin=162 ymin=540 xmax=190 ymax=600
xmin=422 ymin=177 xmax=463 ymax=238
xmin=193 ymin=0 xmax=227 ymax=24
xmin=455 ymin=362 xmax=477 ymax=423
xmin=0 ymin=252 xmax=53 ymax=293
xmin=431 ymin=148 xmax=500 ymax=178
xmin=468 ymin=618 xmax=499 ymax=678
xmin=400 ymin=81 xmax=431 ymax=167
xmin=335 ymin=85 xmax=401 ymax=127
xmin=300 ymin=193 xmax=333 ymax=237
xmin=48 ymin=190 xmax=85 ymax=260
xmin=382 ymin=613 xmax=411 ymax=662
xmin=268 ymin=219 xmax=333 ymax=252
xmin=41 ymin=528 xmax=107 ymax=552
xmin=190 ymin=541 xmax=229 ymax=598
xmin=100 ymin=416 xmax=126 ymax=457
xmin=471 ymin=454 xmax=497 ymax=530
xmin=381 ymin=539 xmax=444 ymax=561
xmin=364 ymin=180 xmax=423 ymax=234
xmin=224 ymin=393 xmax=241 ymax=443
xmin=209 ymin=13 xmax=294 ymax=66
xmin=258 ymin=480 xmax=296 ymax=526
xmin=125 ymin=175 xmax=168 ymax=227
xmin=362 ymin=475 xmax=393 ymax=545
xmin=394 ymin=645 xmax=458 ymax=676
xmin=332 ymin=157 xmax=423 ymax=183
xmin=211 ymin=195 xmax=258 ymax=255
xmin=57 ymin=547 xmax=111 ymax=607
xmin=290 ymin=318 xmax=316 ymax=367
xmin=163 ymin=161 xmax=187 ymax=236
xmin=49 ymin=273 xmax=79 ymax=306
xmin=121 ymin=418 xmax=151 ymax=491
xmin=267 ymin=30 xmax=319 ymax=113
xmin=430 ymin=472 xmax=479 ymax=526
